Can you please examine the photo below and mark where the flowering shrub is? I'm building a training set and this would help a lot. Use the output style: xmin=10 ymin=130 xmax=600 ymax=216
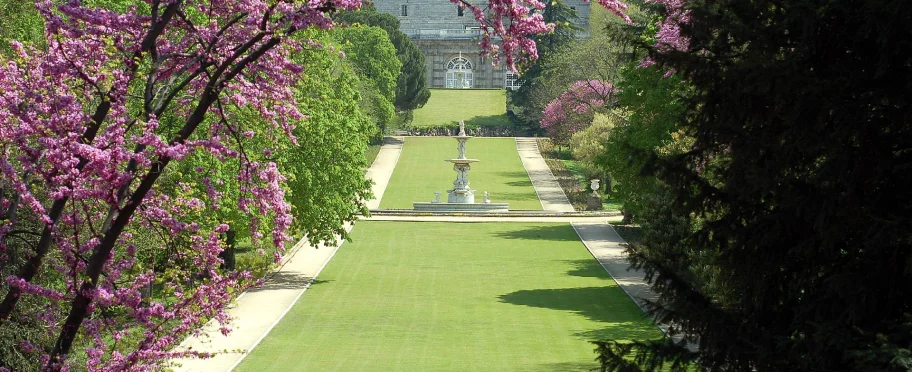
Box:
xmin=540 ymin=80 xmax=616 ymax=144
xmin=0 ymin=0 xmax=563 ymax=370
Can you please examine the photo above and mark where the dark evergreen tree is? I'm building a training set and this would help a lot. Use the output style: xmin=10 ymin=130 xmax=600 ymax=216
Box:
xmin=596 ymin=0 xmax=912 ymax=370
xmin=338 ymin=7 xmax=430 ymax=112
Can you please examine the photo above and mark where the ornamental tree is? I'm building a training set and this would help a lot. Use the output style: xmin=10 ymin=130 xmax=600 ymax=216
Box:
xmin=540 ymin=80 xmax=616 ymax=145
xmin=0 ymin=0 xmax=552 ymax=370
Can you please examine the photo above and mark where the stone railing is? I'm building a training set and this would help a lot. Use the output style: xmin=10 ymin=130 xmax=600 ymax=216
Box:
xmin=409 ymin=29 xmax=482 ymax=40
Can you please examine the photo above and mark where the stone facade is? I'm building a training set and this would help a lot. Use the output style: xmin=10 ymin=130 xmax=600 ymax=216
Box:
xmin=374 ymin=0 xmax=591 ymax=89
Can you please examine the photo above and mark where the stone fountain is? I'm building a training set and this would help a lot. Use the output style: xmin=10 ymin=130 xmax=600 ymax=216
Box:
xmin=413 ymin=121 xmax=509 ymax=212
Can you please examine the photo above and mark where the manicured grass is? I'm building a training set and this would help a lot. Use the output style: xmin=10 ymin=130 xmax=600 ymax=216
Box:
xmin=378 ymin=137 xmax=541 ymax=210
xmin=235 ymin=222 xmax=661 ymax=372
xmin=412 ymin=89 xmax=510 ymax=128
xmin=364 ymin=143 xmax=382 ymax=170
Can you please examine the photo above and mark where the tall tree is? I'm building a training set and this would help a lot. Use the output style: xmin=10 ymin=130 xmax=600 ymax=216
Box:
xmin=337 ymin=7 xmax=431 ymax=112
xmin=595 ymin=0 xmax=912 ymax=371
xmin=334 ymin=25 xmax=401 ymax=141
xmin=0 ymin=0 xmax=554 ymax=369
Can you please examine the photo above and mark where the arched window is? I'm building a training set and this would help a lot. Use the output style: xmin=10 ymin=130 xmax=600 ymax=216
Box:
xmin=446 ymin=56 xmax=473 ymax=89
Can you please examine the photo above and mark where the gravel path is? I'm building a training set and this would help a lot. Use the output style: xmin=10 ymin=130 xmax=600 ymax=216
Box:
xmin=515 ymin=137 xmax=575 ymax=212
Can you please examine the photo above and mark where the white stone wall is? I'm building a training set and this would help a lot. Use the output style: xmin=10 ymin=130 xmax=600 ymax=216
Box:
xmin=373 ymin=0 xmax=591 ymax=88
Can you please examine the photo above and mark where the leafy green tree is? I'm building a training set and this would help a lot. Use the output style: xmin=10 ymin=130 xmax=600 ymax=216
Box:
xmin=334 ymin=25 xmax=402 ymax=141
xmin=596 ymin=64 xmax=686 ymax=221
xmin=170 ymin=34 xmax=375 ymax=267
xmin=595 ymin=0 xmax=912 ymax=370
xmin=337 ymin=8 xmax=430 ymax=112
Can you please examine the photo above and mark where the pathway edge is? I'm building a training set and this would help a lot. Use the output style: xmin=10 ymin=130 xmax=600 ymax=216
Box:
xmin=225 ymin=240 xmax=345 ymax=371
xmin=514 ymin=137 xmax=575 ymax=212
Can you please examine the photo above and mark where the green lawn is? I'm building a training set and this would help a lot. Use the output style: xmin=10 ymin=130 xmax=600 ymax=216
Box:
xmin=235 ymin=222 xmax=661 ymax=372
xmin=365 ymin=143 xmax=382 ymax=170
xmin=379 ymin=137 xmax=541 ymax=210
xmin=412 ymin=89 xmax=510 ymax=128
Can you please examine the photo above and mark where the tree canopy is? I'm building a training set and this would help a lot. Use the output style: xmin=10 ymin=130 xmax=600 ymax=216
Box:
xmin=591 ymin=0 xmax=912 ymax=370
xmin=0 ymin=0 xmax=553 ymax=369
xmin=337 ymin=7 xmax=431 ymax=112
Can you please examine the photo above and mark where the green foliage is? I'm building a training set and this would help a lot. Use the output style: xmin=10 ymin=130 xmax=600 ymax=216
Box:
xmin=511 ymin=0 xmax=580 ymax=102
xmin=0 ymin=0 xmax=44 ymax=56
xmin=509 ymin=0 xmax=579 ymax=134
xmin=334 ymin=25 xmax=401 ymax=142
xmin=570 ymin=112 xmax=620 ymax=166
xmin=596 ymin=65 xmax=687 ymax=220
xmin=596 ymin=0 xmax=912 ymax=370
xmin=337 ymin=8 xmax=430 ymax=112
xmin=335 ymin=26 xmax=401 ymax=100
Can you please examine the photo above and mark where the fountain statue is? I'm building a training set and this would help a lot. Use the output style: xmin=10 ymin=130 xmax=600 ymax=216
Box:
xmin=412 ymin=120 xmax=509 ymax=211
xmin=446 ymin=121 xmax=478 ymax=203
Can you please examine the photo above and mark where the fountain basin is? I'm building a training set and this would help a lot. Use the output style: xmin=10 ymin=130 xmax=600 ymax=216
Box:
xmin=413 ymin=202 xmax=510 ymax=212
xmin=444 ymin=158 xmax=480 ymax=164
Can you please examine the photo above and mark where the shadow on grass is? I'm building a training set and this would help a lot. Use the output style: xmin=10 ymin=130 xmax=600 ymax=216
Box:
xmin=505 ymin=180 xmax=534 ymax=187
xmin=493 ymin=225 xmax=580 ymax=241
xmin=531 ymin=362 xmax=600 ymax=372
xmin=497 ymin=171 xmax=531 ymax=178
xmin=443 ymin=114 xmax=512 ymax=128
xmin=248 ymin=272 xmax=332 ymax=292
xmin=498 ymin=286 xmax=658 ymax=341
xmin=564 ymin=259 xmax=612 ymax=280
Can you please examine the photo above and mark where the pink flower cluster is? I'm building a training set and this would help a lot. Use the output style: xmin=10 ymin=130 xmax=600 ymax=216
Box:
xmin=0 ymin=0 xmax=363 ymax=370
xmin=540 ymin=80 xmax=617 ymax=142
xmin=450 ymin=0 xmax=554 ymax=72
xmin=640 ymin=0 xmax=691 ymax=73
xmin=0 ymin=0 xmax=561 ymax=369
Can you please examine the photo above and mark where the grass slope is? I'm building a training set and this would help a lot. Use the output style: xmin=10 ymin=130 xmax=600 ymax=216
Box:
xmin=379 ymin=137 xmax=541 ymax=210
xmin=235 ymin=222 xmax=661 ymax=372
xmin=412 ymin=89 xmax=509 ymax=128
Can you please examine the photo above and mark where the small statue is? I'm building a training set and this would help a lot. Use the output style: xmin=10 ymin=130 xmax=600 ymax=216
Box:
xmin=432 ymin=191 xmax=442 ymax=203
xmin=483 ymin=191 xmax=491 ymax=204
xmin=458 ymin=120 xmax=467 ymax=136
xmin=457 ymin=139 xmax=467 ymax=159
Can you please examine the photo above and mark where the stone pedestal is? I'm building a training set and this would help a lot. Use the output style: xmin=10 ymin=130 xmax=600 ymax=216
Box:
xmin=445 ymin=158 xmax=478 ymax=203
xmin=586 ymin=194 xmax=603 ymax=211
xmin=448 ymin=189 xmax=475 ymax=203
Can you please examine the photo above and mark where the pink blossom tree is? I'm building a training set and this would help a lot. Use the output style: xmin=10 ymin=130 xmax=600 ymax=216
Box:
xmin=540 ymin=80 xmax=617 ymax=145
xmin=0 ymin=0 xmax=562 ymax=369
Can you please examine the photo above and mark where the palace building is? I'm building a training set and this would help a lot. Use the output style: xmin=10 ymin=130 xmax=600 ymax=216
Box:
xmin=373 ymin=0 xmax=592 ymax=89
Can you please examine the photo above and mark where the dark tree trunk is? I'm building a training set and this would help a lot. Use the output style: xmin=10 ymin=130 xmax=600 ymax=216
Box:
xmin=220 ymin=229 xmax=236 ymax=271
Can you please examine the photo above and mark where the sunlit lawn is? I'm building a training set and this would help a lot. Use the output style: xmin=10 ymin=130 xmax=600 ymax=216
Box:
xmin=378 ymin=137 xmax=541 ymax=210
xmin=412 ymin=89 xmax=510 ymax=128
xmin=235 ymin=222 xmax=661 ymax=372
